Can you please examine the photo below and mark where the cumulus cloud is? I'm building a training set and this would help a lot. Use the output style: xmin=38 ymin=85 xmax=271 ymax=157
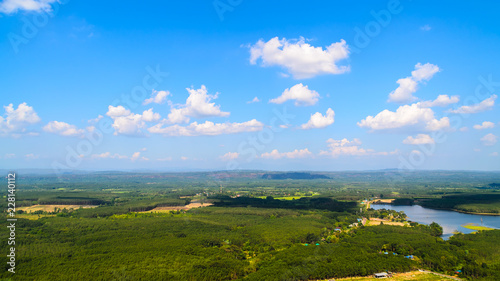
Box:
xmin=388 ymin=63 xmax=440 ymax=103
xmin=143 ymin=90 xmax=170 ymax=105
xmin=270 ymin=83 xmax=320 ymax=106
xmin=473 ymin=121 xmax=495 ymax=130
xmin=420 ymin=95 xmax=460 ymax=107
xmin=260 ymin=148 xmax=312 ymax=159
xmin=166 ymin=85 xmax=229 ymax=124
xmin=106 ymin=106 xmax=161 ymax=136
xmin=220 ymin=152 xmax=239 ymax=161
xmin=300 ymin=108 xmax=335 ymax=129
xmin=249 ymin=37 xmax=350 ymax=79
xmin=358 ymin=103 xmax=450 ymax=132
xmin=0 ymin=0 xmax=57 ymax=14
xmin=247 ymin=97 xmax=260 ymax=104
xmin=43 ymin=121 xmax=85 ymax=137
xmin=319 ymin=138 xmax=397 ymax=157
xmin=148 ymin=119 xmax=264 ymax=137
xmin=449 ymin=95 xmax=497 ymax=114
xmin=0 ymin=102 xmax=41 ymax=137
xmin=141 ymin=108 xmax=161 ymax=122
xmin=481 ymin=133 xmax=498 ymax=146
xmin=403 ymin=134 xmax=435 ymax=145
xmin=106 ymin=105 xmax=131 ymax=117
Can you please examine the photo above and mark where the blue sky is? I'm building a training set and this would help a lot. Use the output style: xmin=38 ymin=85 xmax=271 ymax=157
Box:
xmin=0 ymin=0 xmax=499 ymax=171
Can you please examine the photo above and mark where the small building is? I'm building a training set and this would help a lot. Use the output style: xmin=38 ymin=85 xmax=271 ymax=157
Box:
xmin=374 ymin=272 xmax=389 ymax=278
xmin=335 ymin=227 xmax=342 ymax=232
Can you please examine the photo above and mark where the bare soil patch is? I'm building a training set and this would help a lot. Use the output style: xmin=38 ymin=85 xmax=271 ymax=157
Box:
xmin=19 ymin=204 xmax=98 ymax=213
xmin=144 ymin=202 xmax=213 ymax=213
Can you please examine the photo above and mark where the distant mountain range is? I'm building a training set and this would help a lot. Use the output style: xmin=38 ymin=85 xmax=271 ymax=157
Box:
xmin=261 ymin=172 xmax=330 ymax=180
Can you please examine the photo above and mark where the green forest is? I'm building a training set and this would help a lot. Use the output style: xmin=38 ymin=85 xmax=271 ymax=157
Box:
xmin=1 ymin=170 xmax=499 ymax=280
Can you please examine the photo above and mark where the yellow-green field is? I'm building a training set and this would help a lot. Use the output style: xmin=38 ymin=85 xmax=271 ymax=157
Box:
xmin=462 ymin=223 xmax=496 ymax=231
xmin=15 ymin=213 xmax=56 ymax=220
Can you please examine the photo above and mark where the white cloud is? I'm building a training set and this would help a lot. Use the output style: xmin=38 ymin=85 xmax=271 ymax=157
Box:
xmin=247 ymin=97 xmax=260 ymax=104
xmin=131 ymin=152 xmax=141 ymax=161
xmin=491 ymin=152 xmax=499 ymax=157
xmin=220 ymin=152 xmax=239 ymax=161
xmin=300 ymin=108 xmax=335 ymax=129
xmin=411 ymin=63 xmax=440 ymax=82
xmin=0 ymin=102 xmax=41 ymax=136
xmin=403 ymin=134 xmax=435 ymax=145
xmin=0 ymin=0 xmax=57 ymax=14
xmin=148 ymin=119 xmax=264 ymax=137
xmin=180 ymin=156 xmax=188 ymax=161
xmin=270 ymin=83 xmax=320 ymax=106
xmin=109 ymin=113 xmax=145 ymax=136
xmin=260 ymin=148 xmax=312 ymax=159
xmin=388 ymin=63 xmax=440 ymax=103
xmin=106 ymin=105 xmax=131 ymax=117
xmin=449 ymin=95 xmax=497 ymax=114
xmin=91 ymin=151 xmax=147 ymax=161
xmin=420 ymin=25 xmax=432 ymax=31
xmin=88 ymin=115 xmax=103 ymax=124
xmin=106 ymin=106 xmax=160 ymax=136
xmin=460 ymin=127 xmax=468 ymax=132
xmin=43 ymin=121 xmax=85 ymax=137
xmin=319 ymin=138 xmax=397 ymax=157
xmin=91 ymin=152 xmax=128 ymax=159
xmin=358 ymin=103 xmax=450 ymax=132
xmin=249 ymin=37 xmax=350 ymax=79
xmin=141 ymin=108 xmax=161 ymax=122
xmin=388 ymin=77 xmax=418 ymax=103
xmin=25 ymin=153 xmax=39 ymax=159
xmin=411 ymin=150 xmax=423 ymax=156
xmin=473 ymin=121 xmax=495 ymax=130
xmin=420 ymin=95 xmax=460 ymax=107
xmin=143 ymin=90 xmax=170 ymax=105
xmin=166 ymin=85 xmax=229 ymax=123
xmin=481 ymin=133 xmax=498 ymax=146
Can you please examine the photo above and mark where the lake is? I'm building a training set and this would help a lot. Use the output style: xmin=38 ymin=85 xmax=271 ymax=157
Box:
xmin=371 ymin=204 xmax=500 ymax=239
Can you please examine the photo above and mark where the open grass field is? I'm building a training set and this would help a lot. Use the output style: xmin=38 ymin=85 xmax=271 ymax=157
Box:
xmin=462 ymin=223 xmax=496 ymax=231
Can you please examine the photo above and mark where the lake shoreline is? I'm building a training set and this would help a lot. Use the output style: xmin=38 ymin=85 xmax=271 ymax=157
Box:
xmin=371 ymin=202 xmax=500 ymax=216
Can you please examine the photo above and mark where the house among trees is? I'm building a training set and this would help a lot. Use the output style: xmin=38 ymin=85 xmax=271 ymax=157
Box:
xmin=374 ymin=272 xmax=390 ymax=278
